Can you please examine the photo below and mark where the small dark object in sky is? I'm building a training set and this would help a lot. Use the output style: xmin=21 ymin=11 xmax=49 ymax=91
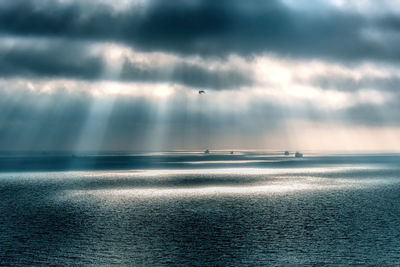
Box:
xmin=295 ymin=152 xmax=303 ymax=158
xmin=199 ymin=90 xmax=205 ymax=94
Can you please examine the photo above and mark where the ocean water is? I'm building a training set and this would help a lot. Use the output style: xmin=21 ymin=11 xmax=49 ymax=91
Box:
xmin=1 ymin=152 xmax=400 ymax=266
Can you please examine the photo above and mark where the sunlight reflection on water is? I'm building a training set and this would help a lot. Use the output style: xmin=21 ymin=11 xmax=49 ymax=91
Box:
xmin=58 ymin=165 xmax=399 ymax=199
xmin=1 ymin=163 xmax=400 ymax=265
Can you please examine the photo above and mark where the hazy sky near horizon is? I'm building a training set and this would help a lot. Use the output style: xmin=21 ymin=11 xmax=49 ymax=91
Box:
xmin=1 ymin=0 xmax=400 ymax=151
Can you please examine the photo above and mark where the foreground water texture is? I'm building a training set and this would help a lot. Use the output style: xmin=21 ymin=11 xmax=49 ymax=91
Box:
xmin=1 ymin=152 xmax=400 ymax=265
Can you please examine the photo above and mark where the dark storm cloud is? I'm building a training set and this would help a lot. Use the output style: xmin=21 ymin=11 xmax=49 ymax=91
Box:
xmin=121 ymin=60 xmax=252 ymax=89
xmin=0 ymin=41 xmax=252 ymax=89
xmin=377 ymin=15 xmax=400 ymax=31
xmin=1 ymin=0 xmax=400 ymax=61
xmin=0 ymin=41 xmax=103 ymax=79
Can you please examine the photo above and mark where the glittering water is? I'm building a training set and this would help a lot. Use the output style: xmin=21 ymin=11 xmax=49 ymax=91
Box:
xmin=1 ymin=153 xmax=400 ymax=265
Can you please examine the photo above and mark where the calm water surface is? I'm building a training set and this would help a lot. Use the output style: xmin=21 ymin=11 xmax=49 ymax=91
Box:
xmin=1 ymin=153 xmax=400 ymax=266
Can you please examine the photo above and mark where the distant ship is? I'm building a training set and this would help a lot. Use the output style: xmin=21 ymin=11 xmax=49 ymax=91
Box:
xmin=284 ymin=151 xmax=290 ymax=156
xmin=204 ymin=149 xmax=210 ymax=154
xmin=295 ymin=152 xmax=303 ymax=158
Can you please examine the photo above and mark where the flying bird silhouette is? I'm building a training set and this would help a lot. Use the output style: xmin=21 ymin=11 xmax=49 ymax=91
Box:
xmin=198 ymin=90 xmax=205 ymax=94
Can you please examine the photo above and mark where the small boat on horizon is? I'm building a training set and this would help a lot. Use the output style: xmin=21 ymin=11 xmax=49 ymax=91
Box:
xmin=295 ymin=152 xmax=303 ymax=158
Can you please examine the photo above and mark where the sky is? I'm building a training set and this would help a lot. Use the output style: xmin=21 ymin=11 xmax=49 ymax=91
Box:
xmin=1 ymin=0 xmax=400 ymax=152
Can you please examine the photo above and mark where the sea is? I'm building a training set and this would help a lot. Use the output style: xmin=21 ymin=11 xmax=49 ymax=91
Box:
xmin=1 ymin=151 xmax=400 ymax=266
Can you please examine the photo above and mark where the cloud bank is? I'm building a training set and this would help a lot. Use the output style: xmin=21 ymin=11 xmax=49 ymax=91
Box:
xmin=1 ymin=0 xmax=400 ymax=151
xmin=1 ymin=0 xmax=400 ymax=60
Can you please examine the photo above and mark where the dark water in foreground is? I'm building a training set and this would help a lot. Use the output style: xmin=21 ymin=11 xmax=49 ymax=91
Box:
xmin=1 ymin=153 xmax=400 ymax=266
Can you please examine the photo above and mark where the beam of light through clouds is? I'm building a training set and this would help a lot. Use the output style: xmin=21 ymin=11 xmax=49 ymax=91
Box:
xmin=1 ymin=0 xmax=400 ymax=152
